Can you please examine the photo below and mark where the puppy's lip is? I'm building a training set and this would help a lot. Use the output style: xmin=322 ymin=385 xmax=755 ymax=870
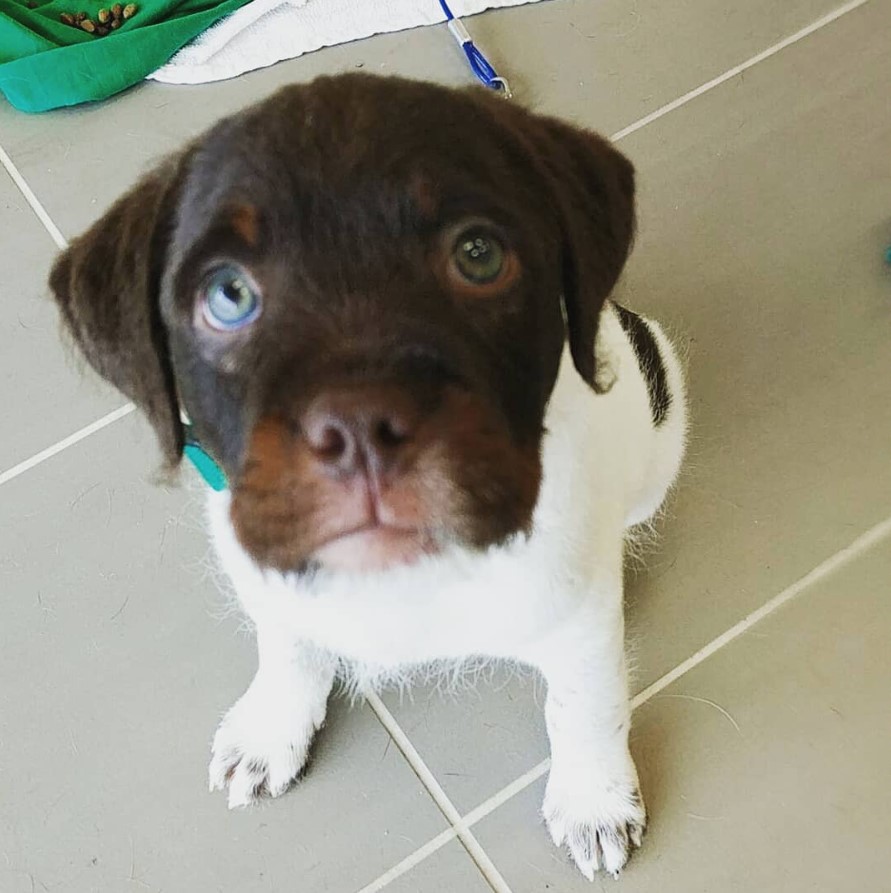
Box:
xmin=313 ymin=522 xmax=436 ymax=572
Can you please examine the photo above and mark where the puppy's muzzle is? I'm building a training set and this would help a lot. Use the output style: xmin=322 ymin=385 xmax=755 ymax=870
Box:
xmin=301 ymin=386 xmax=434 ymax=571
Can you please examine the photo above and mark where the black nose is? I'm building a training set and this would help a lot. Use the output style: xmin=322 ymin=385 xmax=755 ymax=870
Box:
xmin=302 ymin=389 xmax=418 ymax=477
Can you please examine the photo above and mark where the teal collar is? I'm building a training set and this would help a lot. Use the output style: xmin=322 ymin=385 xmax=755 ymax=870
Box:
xmin=183 ymin=424 xmax=228 ymax=492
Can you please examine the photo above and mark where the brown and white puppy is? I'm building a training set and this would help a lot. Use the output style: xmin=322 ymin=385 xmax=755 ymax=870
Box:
xmin=49 ymin=74 xmax=686 ymax=880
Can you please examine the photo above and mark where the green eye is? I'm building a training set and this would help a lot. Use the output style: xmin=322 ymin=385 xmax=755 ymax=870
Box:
xmin=453 ymin=229 xmax=505 ymax=284
xmin=201 ymin=266 xmax=261 ymax=330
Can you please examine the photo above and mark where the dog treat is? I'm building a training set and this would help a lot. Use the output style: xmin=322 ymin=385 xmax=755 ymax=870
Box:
xmin=57 ymin=3 xmax=129 ymax=37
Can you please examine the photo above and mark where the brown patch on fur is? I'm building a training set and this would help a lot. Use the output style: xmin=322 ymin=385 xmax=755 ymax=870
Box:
xmin=410 ymin=173 xmax=439 ymax=221
xmin=228 ymin=203 xmax=260 ymax=247
xmin=230 ymin=386 xmax=540 ymax=573
xmin=230 ymin=416 xmax=331 ymax=572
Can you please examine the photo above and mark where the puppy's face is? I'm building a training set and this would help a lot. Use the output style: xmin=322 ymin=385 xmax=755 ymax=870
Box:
xmin=50 ymin=75 xmax=635 ymax=574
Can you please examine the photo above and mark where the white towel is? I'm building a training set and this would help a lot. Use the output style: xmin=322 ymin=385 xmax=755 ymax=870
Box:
xmin=149 ymin=0 xmax=544 ymax=85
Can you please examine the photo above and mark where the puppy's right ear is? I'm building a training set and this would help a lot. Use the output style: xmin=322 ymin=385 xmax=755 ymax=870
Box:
xmin=49 ymin=154 xmax=190 ymax=466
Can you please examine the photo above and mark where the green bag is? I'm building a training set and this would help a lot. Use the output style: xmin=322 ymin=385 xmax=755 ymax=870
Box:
xmin=0 ymin=0 xmax=249 ymax=113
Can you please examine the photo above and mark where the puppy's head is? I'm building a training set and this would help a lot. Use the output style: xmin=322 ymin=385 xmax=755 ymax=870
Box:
xmin=49 ymin=75 xmax=634 ymax=574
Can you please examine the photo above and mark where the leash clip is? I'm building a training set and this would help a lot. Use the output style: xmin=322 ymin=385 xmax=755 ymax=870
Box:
xmin=441 ymin=0 xmax=511 ymax=97
xmin=180 ymin=408 xmax=228 ymax=492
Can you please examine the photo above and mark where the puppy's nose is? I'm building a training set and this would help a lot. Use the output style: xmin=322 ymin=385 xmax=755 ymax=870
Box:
xmin=302 ymin=390 xmax=418 ymax=477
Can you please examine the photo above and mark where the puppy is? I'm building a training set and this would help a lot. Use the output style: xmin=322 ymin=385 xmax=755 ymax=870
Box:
xmin=49 ymin=74 xmax=686 ymax=879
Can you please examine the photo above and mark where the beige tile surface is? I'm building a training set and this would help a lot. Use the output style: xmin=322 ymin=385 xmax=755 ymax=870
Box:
xmin=464 ymin=0 xmax=845 ymax=123
xmin=474 ymin=538 xmax=891 ymax=891
xmin=0 ymin=171 xmax=121 ymax=472
xmin=384 ymin=671 xmax=549 ymax=813
xmin=0 ymin=414 xmax=447 ymax=893
xmin=382 ymin=841 xmax=493 ymax=893
xmin=619 ymin=0 xmax=891 ymax=687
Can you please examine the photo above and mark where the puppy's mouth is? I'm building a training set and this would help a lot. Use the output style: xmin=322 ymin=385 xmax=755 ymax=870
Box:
xmin=312 ymin=522 xmax=437 ymax=572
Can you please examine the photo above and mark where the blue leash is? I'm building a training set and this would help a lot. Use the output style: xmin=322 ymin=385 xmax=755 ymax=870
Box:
xmin=438 ymin=0 xmax=511 ymax=96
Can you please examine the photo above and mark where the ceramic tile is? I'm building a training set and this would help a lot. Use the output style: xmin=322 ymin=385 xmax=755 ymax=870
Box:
xmin=0 ymin=171 xmax=121 ymax=473
xmin=474 ymin=539 xmax=891 ymax=890
xmin=382 ymin=840 xmax=492 ymax=893
xmin=0 ymin=415 xmax=446 ymax=893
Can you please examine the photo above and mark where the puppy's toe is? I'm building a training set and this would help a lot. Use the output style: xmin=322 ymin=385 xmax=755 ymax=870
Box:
xmin=547 ymin=813 xmax=645 ymax=880
xmin=225 ymin=757 xmax=270 ymax=809
xmin=208 ymin=746 xmax=240 ymax=794
xmin=566 ymin=817 xmax=641 ymax=879
xmin=543 ymin=771 xmax=646 ymax=880
xmin=208 ymin=685 xmax=323 ymax=807
xmin=265 ymin=742 xmax=308 ymax=797
xmin=210 ymin=735 xmax=310 ymax=808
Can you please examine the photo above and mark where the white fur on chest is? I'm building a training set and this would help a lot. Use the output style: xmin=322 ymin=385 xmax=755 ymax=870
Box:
xmin=207 ymin=305 xmax=686 ymax=674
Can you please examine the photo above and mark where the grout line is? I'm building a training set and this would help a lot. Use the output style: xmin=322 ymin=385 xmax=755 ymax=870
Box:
xmin=0 ymin=403 xmax=135 ymax=488
xmin=629 ymin=513 xmax=891 ymax=709
xmin=364 ymin=690 xmax=514 ymax=893
xmin=445 ymin=828 xmax=513 ymax=893
xmin=359 ymin=511 xmax=891 ymax=891
xmin=609 ymin=0 xmax=871 ymax=142
xmin=0 ymin=143 xmax=69 ymax=249
xmin=363 ymin=692 xmax=465 ymax=826
xmin=355 ymin=827 xmax=458 ymax=893
xmin=458 ymin=757 xmax=550 ymax=829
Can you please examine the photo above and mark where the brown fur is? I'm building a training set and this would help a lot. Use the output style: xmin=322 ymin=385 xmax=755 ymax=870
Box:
xmin=48 ymin=74 xmax=635 ymax=573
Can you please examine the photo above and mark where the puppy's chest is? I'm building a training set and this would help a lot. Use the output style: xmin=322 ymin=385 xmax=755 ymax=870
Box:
xmin=205 ymin=335 xmax=654 ymax=667
xmin=211 ymin=500 xmax=581 ymax=665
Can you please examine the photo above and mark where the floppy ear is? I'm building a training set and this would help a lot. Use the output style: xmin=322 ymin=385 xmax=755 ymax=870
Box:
xmin=536 ymin=118 xmax=635 ymax=387
xmin=49 ymin=154 xmax=188 ymax=465
xmin=493 ymin=103 xmax=636 ymax=388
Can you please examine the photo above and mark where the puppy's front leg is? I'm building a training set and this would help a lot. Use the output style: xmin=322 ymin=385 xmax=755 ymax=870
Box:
xmin=532 ymin=598 xmax=645 ymax=880
xmin=209 ymin=625 xmax=335 ymax=809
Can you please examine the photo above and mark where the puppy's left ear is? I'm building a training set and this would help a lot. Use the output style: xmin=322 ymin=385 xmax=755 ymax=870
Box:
xmin=49 ymin=153 xmax=189 ymax=466
xmin=499 ymin=105 xmax=636 ymax=388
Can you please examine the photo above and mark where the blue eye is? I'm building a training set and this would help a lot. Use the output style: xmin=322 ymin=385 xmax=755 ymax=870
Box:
xmin=201 ymin=266 xmax=261 ymax=330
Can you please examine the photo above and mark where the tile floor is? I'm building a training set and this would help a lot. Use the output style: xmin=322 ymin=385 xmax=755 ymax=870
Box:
xmin=2 ymin=0 xmax=890 ymax=890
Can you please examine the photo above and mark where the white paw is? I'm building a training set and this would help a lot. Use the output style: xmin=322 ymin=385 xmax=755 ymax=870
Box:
xmin=208 ymin=680 xmax=327 ymax=809
xmin=543 ymin=765 xmax=646 ymax=880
